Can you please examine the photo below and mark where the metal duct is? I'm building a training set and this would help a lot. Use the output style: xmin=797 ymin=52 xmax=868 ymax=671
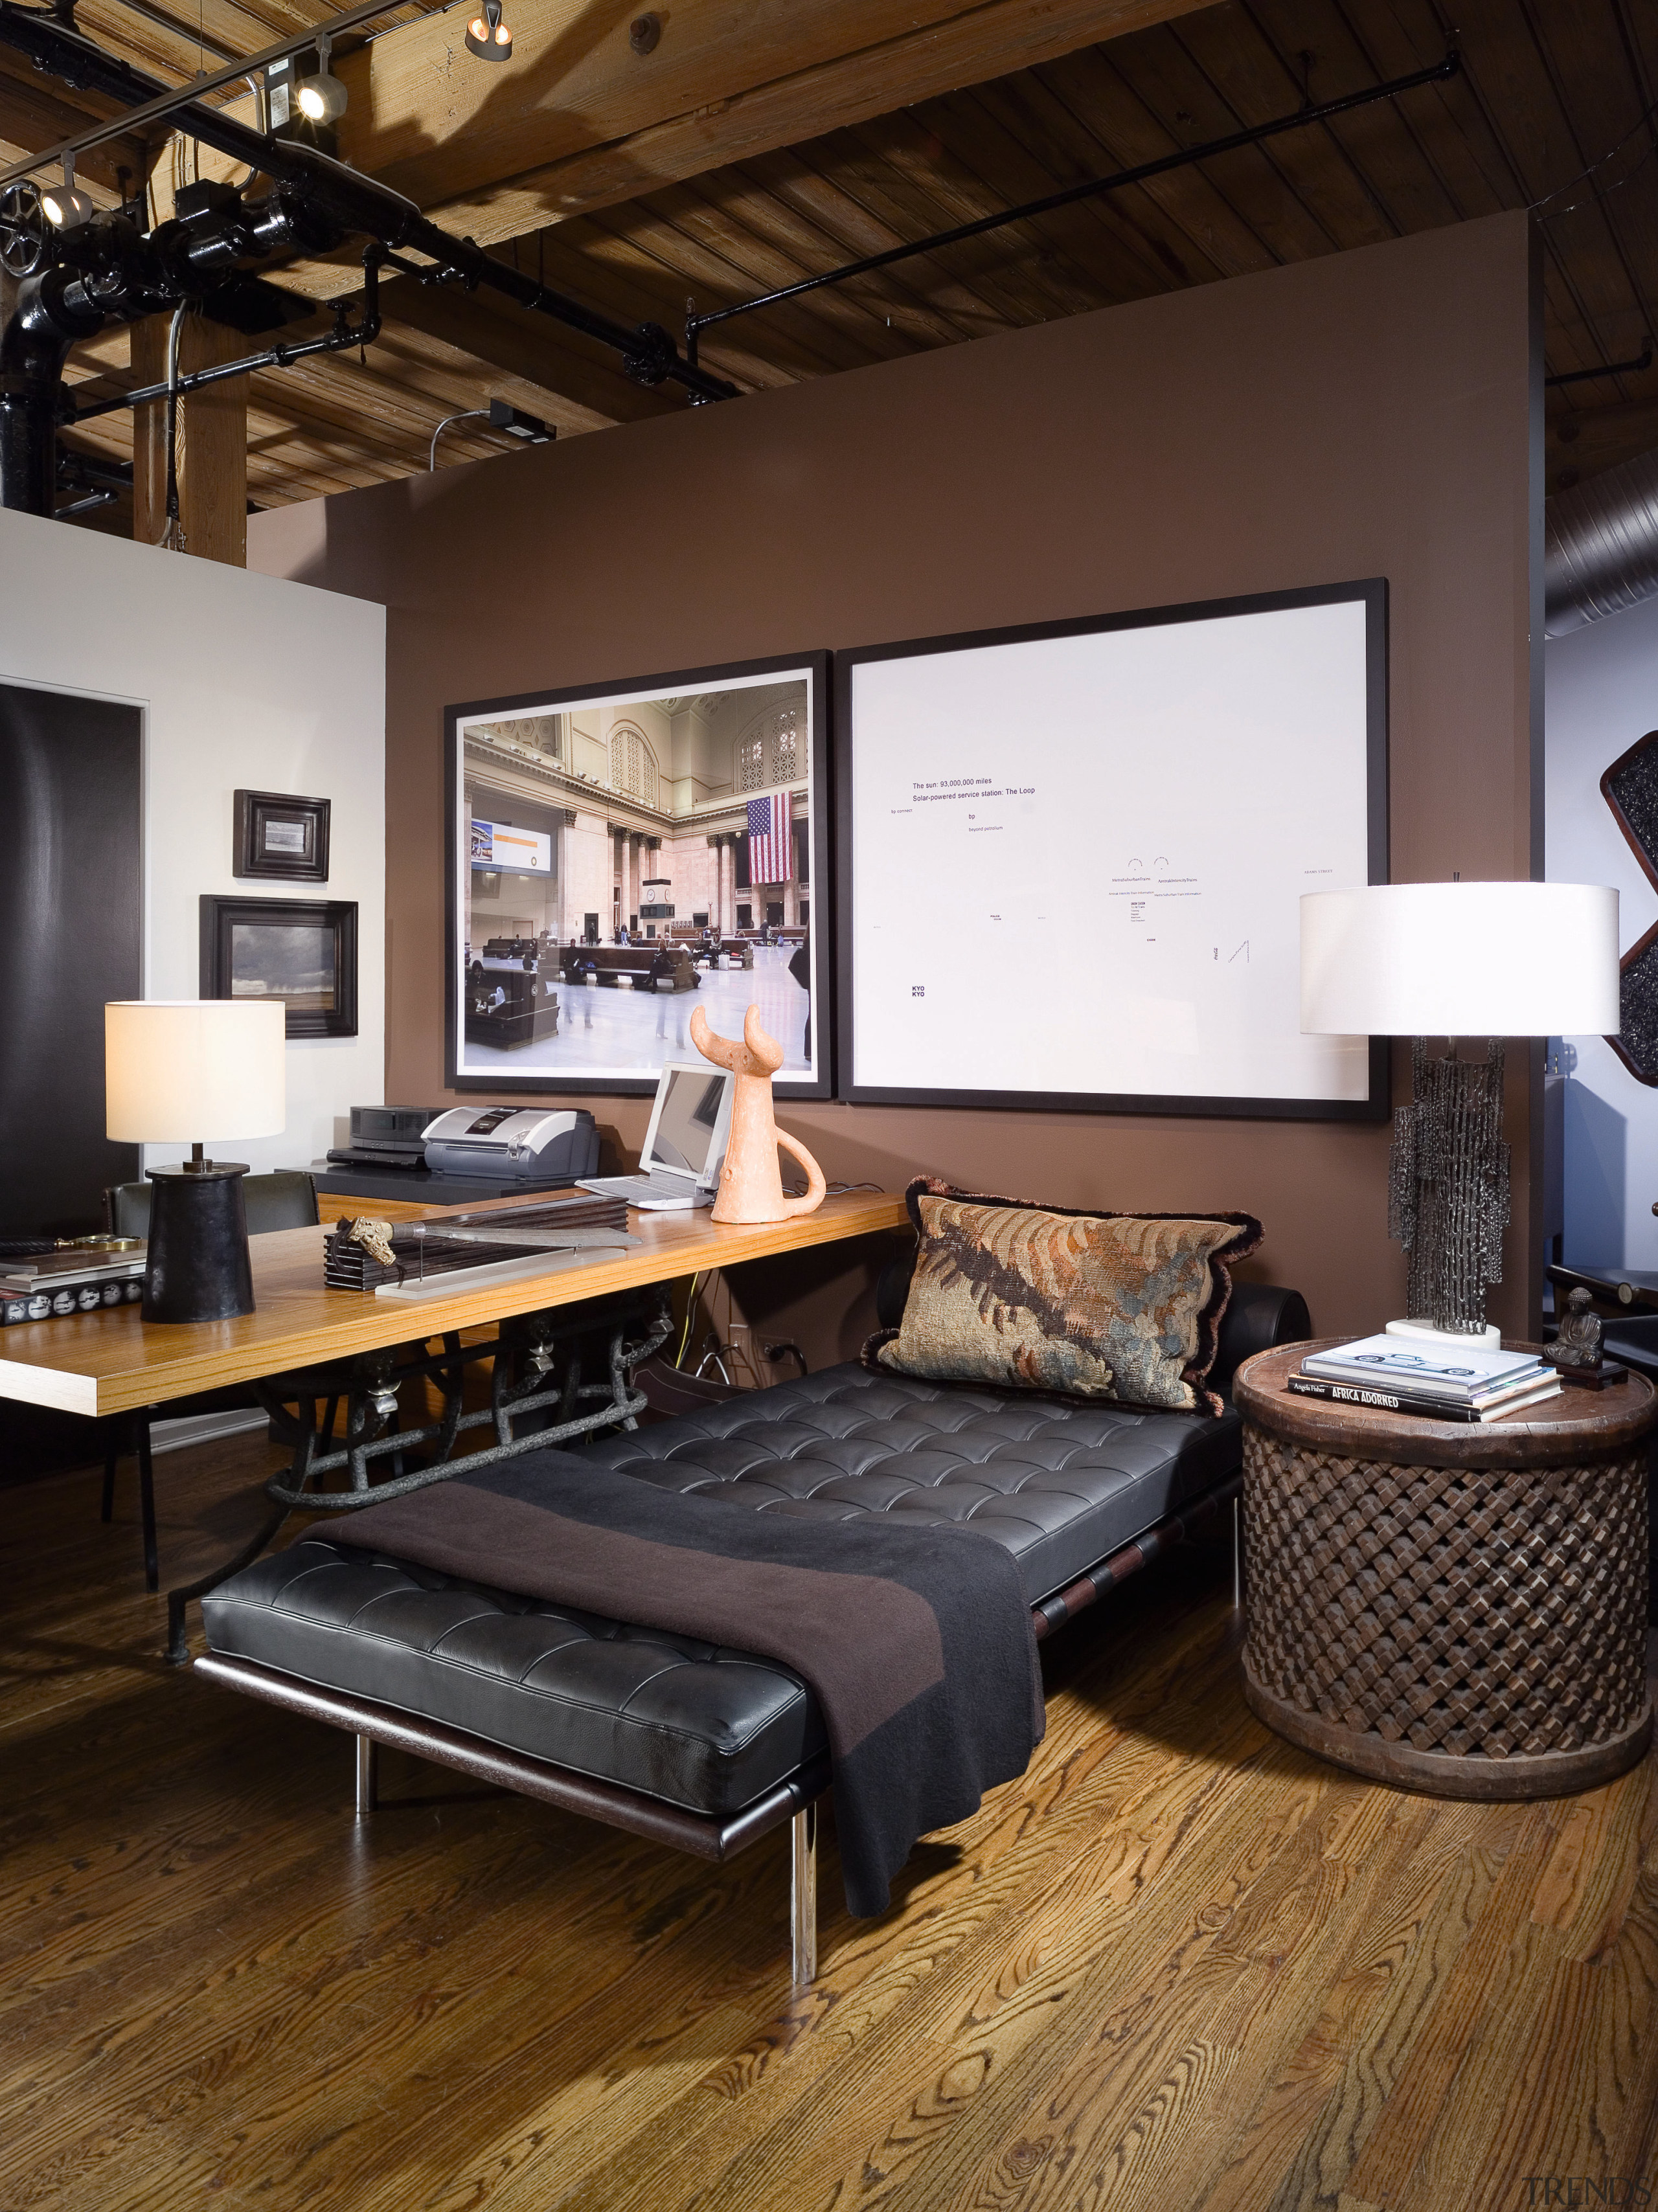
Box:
xmin=1544 ymin=444 xmax=1658 ymax=635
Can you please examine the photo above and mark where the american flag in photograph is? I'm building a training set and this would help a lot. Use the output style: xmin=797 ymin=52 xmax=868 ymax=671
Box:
xmin=747 ymin=792 xmax=791 ymax=884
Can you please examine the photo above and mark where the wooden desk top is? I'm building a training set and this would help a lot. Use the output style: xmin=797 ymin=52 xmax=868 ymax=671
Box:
xmin=0 ymin=1191 xmax=909 ymax=1419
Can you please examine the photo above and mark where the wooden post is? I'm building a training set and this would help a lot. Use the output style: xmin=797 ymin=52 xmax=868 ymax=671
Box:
xmin=131 ymin=310 xmax=249 ymax=565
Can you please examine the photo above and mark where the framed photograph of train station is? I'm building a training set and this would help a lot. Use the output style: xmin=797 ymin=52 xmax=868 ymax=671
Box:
xmin=444 ymin=652 xmax=832 ymax=1096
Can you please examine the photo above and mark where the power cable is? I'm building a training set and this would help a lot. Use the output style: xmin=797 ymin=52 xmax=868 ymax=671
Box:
xmin=160 ymin=297 xmax=187 ymax=549
xmin=429 ymin=407 xmax=488 ymax=468
xmin=674 ymin=1271 xmax=701 ymax=1368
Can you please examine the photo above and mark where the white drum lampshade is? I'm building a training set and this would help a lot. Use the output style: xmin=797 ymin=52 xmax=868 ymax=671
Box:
xmin=106 ymin=1000 xmax=287 ymax=1146
xmin=1300 ymin=881 xmax=1620 ymax=1040
xmin=104 ymin=1000 xmax=287 ymax=1326
xmin=1299 ymin=881 xmax=1620 ymax=1346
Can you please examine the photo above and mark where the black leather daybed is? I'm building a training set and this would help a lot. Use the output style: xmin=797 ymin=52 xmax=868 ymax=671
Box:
xmin=194 ymin=1277 xmax=1309 ymax=1983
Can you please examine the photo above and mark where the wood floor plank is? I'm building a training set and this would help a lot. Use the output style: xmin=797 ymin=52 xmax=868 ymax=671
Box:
xmin=903 ymin=1788 xmax=1452 ymax=2211
xmin=604 ymin=1741 xmax=1333 ymax=2210
xmin=1340 ymin=1810 xmax=1579 ymax=2205
xmin=541 ymin=1621 xmax=1295 ymax=2208
xmin=1186 ymin=1800 xmax=1528 ymax=2212
xmin=3 ymin=1438 xmax=1654 ymax=2212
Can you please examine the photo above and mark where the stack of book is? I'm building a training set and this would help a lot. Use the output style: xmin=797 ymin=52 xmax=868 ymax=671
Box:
xmin=1287 ymin=1334 xmax=1560 ymax=1424
xmin=1 ymin=1247 xmax=146 ymax=1327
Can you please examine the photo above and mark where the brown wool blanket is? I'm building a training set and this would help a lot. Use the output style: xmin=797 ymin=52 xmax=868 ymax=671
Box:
xmin=332 ymin=1450 xmax=1045 ymax=1916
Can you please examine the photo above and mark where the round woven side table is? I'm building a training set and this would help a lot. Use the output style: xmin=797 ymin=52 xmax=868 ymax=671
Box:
xmin=1232 ymin=1341 xmax=1655 ymax=1799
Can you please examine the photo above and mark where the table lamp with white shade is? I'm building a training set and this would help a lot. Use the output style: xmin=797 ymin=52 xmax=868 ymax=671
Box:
xmin=1300 ymin=882 xmax=1620 ymax=1347
xmin=105 ymin=1000 xmax=287 ymax=1324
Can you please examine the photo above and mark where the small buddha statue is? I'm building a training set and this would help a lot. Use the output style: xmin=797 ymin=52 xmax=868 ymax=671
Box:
xmin=1543 ymin=1285 xmax=1603 ymax=1371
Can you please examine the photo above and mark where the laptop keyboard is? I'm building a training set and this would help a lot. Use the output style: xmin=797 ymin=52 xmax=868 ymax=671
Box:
xmin=577 ymin=1174 xmax=709 ymax=1207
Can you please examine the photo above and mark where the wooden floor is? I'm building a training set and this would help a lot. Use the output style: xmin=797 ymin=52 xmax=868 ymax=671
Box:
xmin=3 ymin=1437 xmax=1657 ymax=2211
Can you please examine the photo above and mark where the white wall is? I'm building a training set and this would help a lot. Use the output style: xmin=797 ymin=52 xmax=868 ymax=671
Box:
xmin=0 ymin=512 xmax=385 ymax=1175
xmin=1545 ymin=591 xmax=1658 ymax=1269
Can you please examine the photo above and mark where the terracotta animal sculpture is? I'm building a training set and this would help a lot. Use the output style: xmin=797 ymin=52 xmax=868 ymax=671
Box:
xmin=690 ymin=1003 xmax=826 ymax=1224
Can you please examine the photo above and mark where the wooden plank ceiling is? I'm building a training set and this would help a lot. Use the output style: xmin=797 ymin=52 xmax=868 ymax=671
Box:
xmin=17 ymin=0 xmax=1656 ymax=534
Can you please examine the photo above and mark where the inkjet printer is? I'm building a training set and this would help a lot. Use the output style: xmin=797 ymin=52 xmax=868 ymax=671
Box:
xmin=326 ymin=1103 xmax=442 ymax=1173
xmin=420 ymin=1106 xmax=600 ymax=1186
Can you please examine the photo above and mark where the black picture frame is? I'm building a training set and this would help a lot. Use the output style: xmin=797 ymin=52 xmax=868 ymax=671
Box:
xmin=234 ymin=788 xmax=331 ymax=882
xmin=834 ymin=578 xmax=1390 ymax=1122
xmin=444 ymin=651 xmax=834 ymax=1098
xmin=199 ymin=894 xmax=359 ymax=1039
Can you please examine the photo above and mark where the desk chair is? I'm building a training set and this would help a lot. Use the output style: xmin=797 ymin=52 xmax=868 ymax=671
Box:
xmin=101 ymin=1172 xmax=325 ymax=1590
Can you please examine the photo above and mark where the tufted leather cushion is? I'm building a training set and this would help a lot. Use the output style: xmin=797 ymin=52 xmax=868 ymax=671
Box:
xmin=204 ymin=1362 xmax=1244 ymax=1815
xmin=201 ymin=1538 xmax=823 ymax=1816
xmin=583 ymin=1359 xmax=1242 ymax=1605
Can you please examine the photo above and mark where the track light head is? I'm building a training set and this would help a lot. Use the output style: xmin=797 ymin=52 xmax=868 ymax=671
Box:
xmin=296 ymin=71 xmax=346 ymax=121
xmin=296 ymin=35 xmax=348 ymax=123
xmin=466 ymin=0 xmax=512 ymax=60
xmin=41 ymin=153 xmax=93 ymax=231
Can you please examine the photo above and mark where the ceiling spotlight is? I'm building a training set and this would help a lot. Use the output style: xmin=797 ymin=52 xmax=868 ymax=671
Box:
xmin=41 ymin=152 xmax=94 ymax=231
xmin=466 ymin=0 xmax=512 ymax=61
xmin=297 ymin=35 xmax=348 ymax=124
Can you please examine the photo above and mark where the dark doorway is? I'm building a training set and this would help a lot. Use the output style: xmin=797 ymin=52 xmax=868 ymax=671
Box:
xmin=736 ymin=904 xmax=753 ymax=930
xmin=766 ymin=901 xmax=784 ymax=926
xmin=0 ymin=683 xmax=142 ymax=1237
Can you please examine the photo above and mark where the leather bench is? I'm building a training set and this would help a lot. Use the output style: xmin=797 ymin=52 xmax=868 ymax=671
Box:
xmin=195 ymin=1280 xmax=1309 ymax=1982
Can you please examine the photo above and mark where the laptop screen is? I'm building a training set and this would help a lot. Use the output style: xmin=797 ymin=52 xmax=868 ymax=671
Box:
xmin=646 ymin=1067 xmax=729 ymax=1181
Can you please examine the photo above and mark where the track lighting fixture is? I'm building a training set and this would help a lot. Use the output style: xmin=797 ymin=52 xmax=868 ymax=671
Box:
xmin=429 ymin=396 xmax=554 ymax=468
xmin=41 ymin=152 xmax=94 ymax=231
xmin=466 ymin=0 xmax=512 ymax=61
xmin=296 ymin=35 xmax=348 ymax=124
xmin=488 ymin=396 xmax=551 ymax=440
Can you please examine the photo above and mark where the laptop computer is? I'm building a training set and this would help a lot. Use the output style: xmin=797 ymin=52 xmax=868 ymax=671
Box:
xmin=576 ymin=1062 xmax=734 ymax=1211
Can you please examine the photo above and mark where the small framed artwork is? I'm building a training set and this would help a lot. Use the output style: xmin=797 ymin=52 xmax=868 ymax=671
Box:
xmin=234 ymin=789 xmax=330 ymax=881
xmin=200 ymin=895 xmax=358 ymax=1039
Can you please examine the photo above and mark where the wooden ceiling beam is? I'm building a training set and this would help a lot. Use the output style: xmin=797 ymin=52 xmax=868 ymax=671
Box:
xmin=310 ymin=0 xmax=1223 ymax=247
xmin=0 ymin=57 xmax=146 ymax=196
xmin=373 ymin=280 xmax=678 ymax=429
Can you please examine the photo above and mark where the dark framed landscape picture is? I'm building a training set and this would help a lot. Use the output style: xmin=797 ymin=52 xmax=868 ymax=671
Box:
xmin=234 ymin=789 xmax=331 ymax=882
xmin=200 ymin=894 xmax=358 ymax=1039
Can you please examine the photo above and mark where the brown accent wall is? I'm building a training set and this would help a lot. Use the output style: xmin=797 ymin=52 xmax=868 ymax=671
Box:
xmin=251 ymin=210 xmax=1541 ymax=1350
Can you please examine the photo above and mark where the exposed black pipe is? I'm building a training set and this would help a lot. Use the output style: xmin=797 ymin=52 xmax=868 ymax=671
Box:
xmin=72 ymin=252 xmax=383 ymax=420
xmin=58 ymin=444 xmax=132 ymax=490
xmin=0 ymin=0 xmax=736 ymax=404
xmin=684 ymin=51 xmax=1463 ymax=356
xmin=1546 ymin=341 xmax=1653 ymax=389
xmin=0 ymin=261 xmax=103 ymax=514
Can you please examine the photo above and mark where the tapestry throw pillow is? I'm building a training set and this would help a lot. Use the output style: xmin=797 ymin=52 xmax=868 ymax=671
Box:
xmin=864 ymin=1177 xmax=1263 ymax=1415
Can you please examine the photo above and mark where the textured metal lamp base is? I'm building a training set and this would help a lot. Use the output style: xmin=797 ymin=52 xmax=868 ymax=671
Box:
xmin=1387 ymin=1039 xmax=1510 ymax=1337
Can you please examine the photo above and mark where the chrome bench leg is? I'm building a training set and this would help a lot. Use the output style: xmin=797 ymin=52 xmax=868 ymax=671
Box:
xmin=355 ymin=1733 xmax=378 ymax=1817
xmin=791 ymin=1801 xmax=817 ymax=1985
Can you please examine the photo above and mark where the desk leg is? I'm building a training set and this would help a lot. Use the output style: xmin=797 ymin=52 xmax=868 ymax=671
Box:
xmin=164 ymin=1501 xmax=292 ymax=1665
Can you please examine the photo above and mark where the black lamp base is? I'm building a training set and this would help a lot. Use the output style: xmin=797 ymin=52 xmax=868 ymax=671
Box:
xmin=142 ymin=1163 xmax=254 ymax=1324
